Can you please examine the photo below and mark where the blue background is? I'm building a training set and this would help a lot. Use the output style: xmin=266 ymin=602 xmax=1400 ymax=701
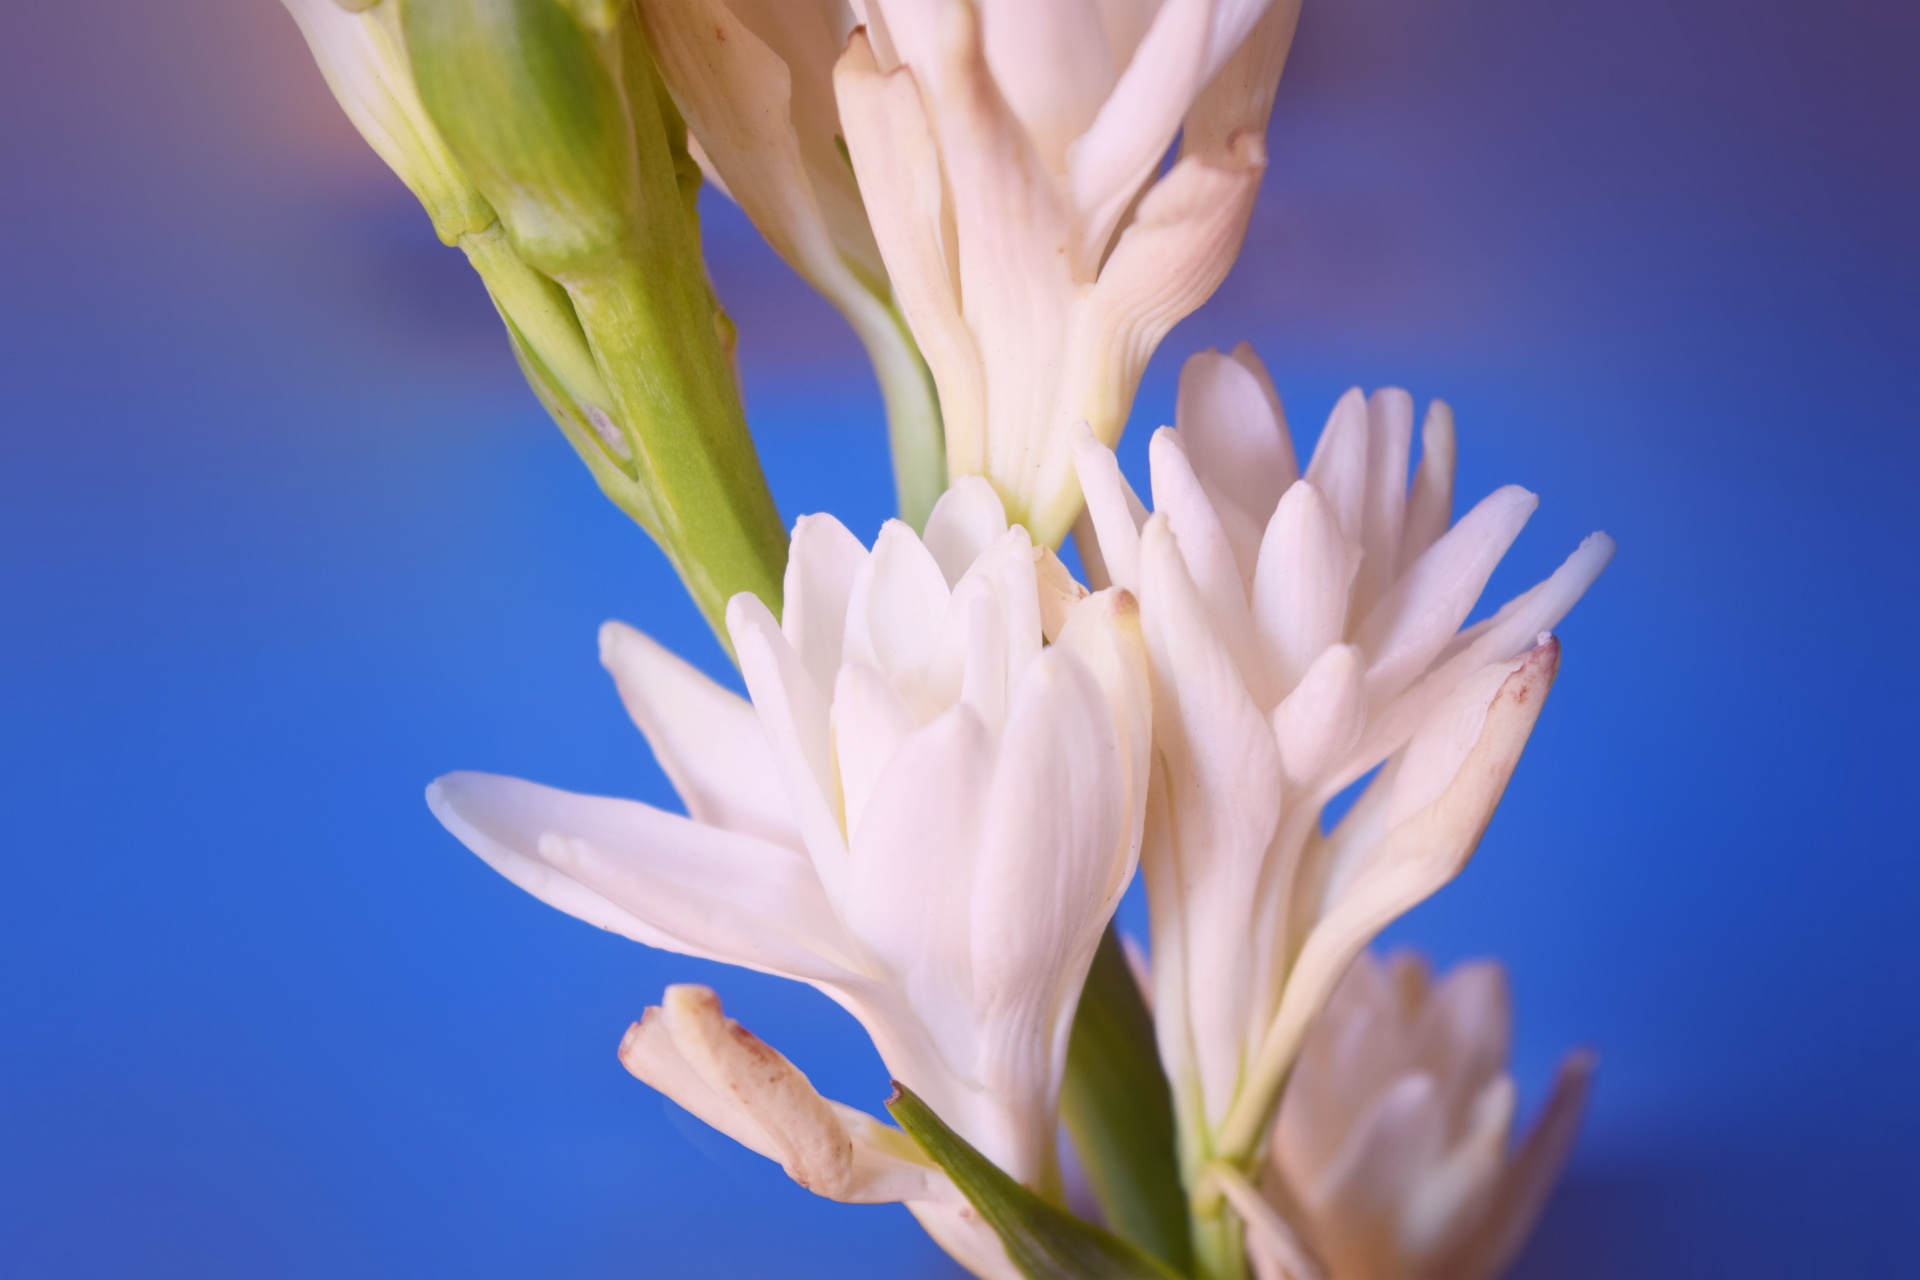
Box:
xmin=2 ymin=1 xmax=1915 ymax=1275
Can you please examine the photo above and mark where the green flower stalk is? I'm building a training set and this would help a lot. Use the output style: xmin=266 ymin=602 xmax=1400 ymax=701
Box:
xmin=284 ymin=0 xmax=786 ymax=643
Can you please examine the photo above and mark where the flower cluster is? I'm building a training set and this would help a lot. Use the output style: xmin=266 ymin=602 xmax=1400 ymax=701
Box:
xmin=287 ymin=3 xmax=1612 ymax=1277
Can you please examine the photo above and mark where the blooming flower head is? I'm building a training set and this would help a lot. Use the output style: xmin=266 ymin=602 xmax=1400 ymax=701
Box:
xmin=1262 ymin=951 xmax=1594 ymax=1280
xmin=427 ymin=477 xmax=1150 ymax=1196
xmin=836 ymin=0 xmax=1303 ymax=546
xmin=1072 ymin=344 xmax=1613 ymax=1166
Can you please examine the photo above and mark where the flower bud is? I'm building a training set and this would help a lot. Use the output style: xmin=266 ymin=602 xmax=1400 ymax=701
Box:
xmin=399 ymin=0 xmax=646 ymax=275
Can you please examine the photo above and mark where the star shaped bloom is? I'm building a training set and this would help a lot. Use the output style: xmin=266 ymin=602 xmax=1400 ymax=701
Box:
xmin=1255 ymin=951 xmax=1593 ymax=1280
xmin=835 ymin=0 xmax=1303 ymax=545
xmin=1071 ymin=344 xmax=1613 ymax=1168
xmin=428 ymin=478 xmax=1150 ymax=1211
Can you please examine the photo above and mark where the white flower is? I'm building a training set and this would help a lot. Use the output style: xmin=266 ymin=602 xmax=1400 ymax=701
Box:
xmin=634 ymin=0 xmax=947 ymax=525
xmin=619 ymin=982 xmax=1018 ymax=1278
xmin=1071 ymin=345 xmax=1613 ymax=1168
xmin=427 ymin=478 xmax=1150 ymax=1200
xmin=834 ymin=0 xmax=1303 ymax=546
xmin=1255 ymin=951 xmax=1595 ymax=1280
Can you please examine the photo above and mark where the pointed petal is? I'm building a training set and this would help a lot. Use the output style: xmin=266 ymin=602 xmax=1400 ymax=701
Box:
xmin=846 ymin=519 xmax=952 ymax=691
xmin=1400 ymin=400 xmax=1456 ymax=566
xmin=1420 ymin=961 xmax=1512 ymax=1112
xmin=1437 ymin=1051 xmax=1596 ymax=1280
xmin=638 ymin=0 xmax=881 ymax=314
xmin=427 ymin=773 xmax=854 ymax=980
xmin=1070 ymin=422 xmax=1148 ymax=593
xmin=1252 ymin=480 xmax=1358 ymax=694
xmin=1036 ymin=545 xmax=1092 ymax=643
xmin=835 ymin=34 xmax=987 ymax=474
xmin=1348 ymin=388 xmax=1415 ymax=618
xmin=1140 ymin=515 xmax=1284 ymax=1125
xmin=1354 ymin=484 xmax=1537 ymax=706
xmin=1150 ymin=428 xmax=1267 ymax=702
xmin=1239 ymin=640 xmax=1560 ymax=1148
xmin=922 ymin=475 xmax=1011 ymax=586
xmin=1305 ymin=1073 xmax=1449 ymax=1275
xmin=1400 ymin=1074 xmax=1514 ymax=1264
xmin=831 ymin=660 xmax=916 ymax=847
xmin=1271 ymin=643 xmax=1366 ymax=786
xmin=842 ymin=703 xmax=993 ymax=1071
xmin=730 ymin=594 xmax=852 ymax=903
xmin=1303 ymin=389 xmax=1370 ymax=543
xmin=782 ymin=512 xmax=869 ymax=700
xmin=599 ymin=621 xmax=797 ymax=848
xmin=1175 ymin=347 xmax=1298 ymax=551
xmin=970 ymin=647 xmax=1133 ymax=1182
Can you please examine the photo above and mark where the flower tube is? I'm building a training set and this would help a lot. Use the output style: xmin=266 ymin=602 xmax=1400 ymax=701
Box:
xmin=1072 ymin=344 xmax=1611 ymax=1272
xmin=835 ymin=0 xmax=1303 ymax=546
xmin=427 ymin=479 xmax=1150 ymax=1267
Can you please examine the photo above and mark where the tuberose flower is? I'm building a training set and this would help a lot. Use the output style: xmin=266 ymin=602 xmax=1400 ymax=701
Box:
xmin=1256 ymin=951 xmax=1595 ymax=1280
xmin=1071 ymin=345 xmax=1613 ymax=1172
xmin=426 ymin=479 xmax=1150 ymax=1233
xmin=835 ymin=0 xmax=1303 ymax=546
xmin=635 ymin=0 xmax=948 ymax=526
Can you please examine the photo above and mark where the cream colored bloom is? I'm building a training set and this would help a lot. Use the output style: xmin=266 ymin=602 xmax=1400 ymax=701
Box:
xmin=620 ymin=983 xmax=1018 ymax=1278
xmin=635 ymin=0 xmax=948 ymax=526
xmin=835 ymin=0 xmax=1303 ymax=546
xmin=1255 ymin=951 xmax=1594 ymax=1280
xmin=428 ymin=478 xmax=1148 ymax=1205
xmin=1071 ymin=345 xmax=1613 ymax=1168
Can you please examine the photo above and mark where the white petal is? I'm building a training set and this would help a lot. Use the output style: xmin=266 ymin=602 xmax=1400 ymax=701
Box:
xmin=1179 ymin=0 xmax=1303 ymax=161
xmin=1400 ymin=1075 xmax=1514 ymax=1264
xmin=1303 ymin=1073 xmax=1449 ymax=1276
xmin=638 ymin=0 xmax=881 ymax=314
xmin=1252 ymin=480 xmax=1359 ymax=694
xmin=1354 ymin=484 xmax=1537 ymax=706
xmin=427 ymin=773 xmax=854 ymax=981
xmin=1150 ymin=428 xmax=1268 ymax=702
xmin=1400 ymin=400 xmax=1456 ymax=567
xmin=978 ymin=0 xmax=1118 ymax=175
xmin=1070 ymin=422 xmax=1148 ymax=593
xmin=1175 ymin=347 xmax=1298 ymax=552
xmin=831 ymin=660 xmax=916 ymax=846
xmin=782 ymin=512 xmax=869 ymax=700
xmin=921 ymin=475 xmax=1011 ymax=586
xmin=598 ymin=621 xmax=798 ymax=849
xmin=1052 ymin=587 xmax=1153 ymax=849
xmin=1036 ymin=545 xmax=1092 ymax=643
xmin=841 ymin=703 xmax=993 ymax=1072
xmin=835 ymin=34 xmax=988 ymax=475
xmin=731 ymin=594 xmax=852 ymax=903
xmin=1302 ymin=388 xmax=1371 ymax=543
xmin=1271 ymin=643 xmax=1366 ymax=786
xmin=1436 ymin=1050 xmax=1596 ymax=1280
xmin=1248 ymin=639 xmax=1561 ymax=1135
xmin=1140 ymin=516 xmax=1285 ymax=1125
xmin=847 ymin=519 xmax=952 ymax=693
xmin=1350 ymin=388 xmax=1415 ymax=617
xmin=1434 ymin=532 xmax=1616 ymax=675
xmin=1419 ymin=961 xmax=1512 ymax=1113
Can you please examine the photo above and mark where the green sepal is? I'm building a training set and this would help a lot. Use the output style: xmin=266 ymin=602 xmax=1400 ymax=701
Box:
xmin=1062 ymin=926 xmax=1193 ymax=1273
xmin=401 ymin=0 xmax=642 ymax=275
xmin=887 ymin=1082 xmax=1186 ymax=1280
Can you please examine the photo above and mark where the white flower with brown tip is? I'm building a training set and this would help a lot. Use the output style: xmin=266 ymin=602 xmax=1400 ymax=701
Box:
xmin=1071 ymin=344 xmax=1613 ymax=1169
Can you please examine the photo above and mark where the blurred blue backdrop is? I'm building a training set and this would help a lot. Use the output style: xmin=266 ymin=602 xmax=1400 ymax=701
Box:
xmin=2 ymin=1 xmax=1915 ymax=1275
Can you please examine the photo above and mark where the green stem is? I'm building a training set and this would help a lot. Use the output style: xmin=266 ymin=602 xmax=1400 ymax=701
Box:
xmin=1189 ymin=1203 xmax=1250 ymax=1280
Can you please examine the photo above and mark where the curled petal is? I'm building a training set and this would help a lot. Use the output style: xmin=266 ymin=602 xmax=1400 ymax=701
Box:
xmin=1175 ymin=347 xmax=1298 ymax=566
xmin=1400 ymin=400 xmax=1457 ymax=567
xmin=922 ymin=475 xmax=1012 ymax=586
xmin=1070 ymin=422 xmax=1149 ymax=594
xmin=619 ymin=985 xmax=945 ymax=1204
